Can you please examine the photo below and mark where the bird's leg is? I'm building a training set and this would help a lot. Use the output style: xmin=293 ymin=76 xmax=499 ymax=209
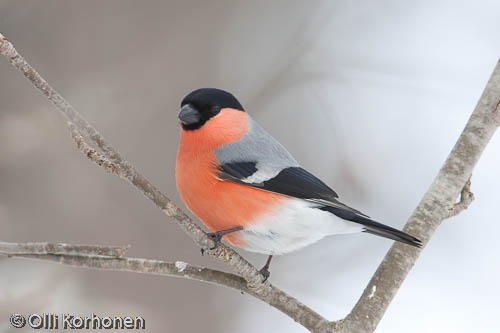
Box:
xmin=201 ymin=226 xmax=243 ymax=255
xmin=259 ymin=255 xmax=273 ymax=282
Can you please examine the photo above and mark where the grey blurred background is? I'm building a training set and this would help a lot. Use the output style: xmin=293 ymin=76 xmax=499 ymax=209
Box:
xmin=1 ymin=1 xmax=499 ymax=332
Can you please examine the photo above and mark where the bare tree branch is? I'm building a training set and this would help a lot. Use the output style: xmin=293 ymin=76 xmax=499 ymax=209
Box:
xmin=0 ymin=241 xmax=250 ymax=293
xmin=2 ymin=31 xmax=499 ymax=332
xmin=1 ymin=241 xmax=332 ymax=331
xmin=0 ymin=32 xmax=329 ymax=332
xmin=336 ymin=61 xmax=500 ymax=333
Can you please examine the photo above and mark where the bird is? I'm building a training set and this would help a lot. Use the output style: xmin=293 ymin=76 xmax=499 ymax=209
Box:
xmin=175 ymin=88 xmax=421 ymax=280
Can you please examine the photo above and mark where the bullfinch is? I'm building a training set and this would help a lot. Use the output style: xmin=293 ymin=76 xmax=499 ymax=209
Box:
xmin=175 ymin=88 xmax=421 ymax=279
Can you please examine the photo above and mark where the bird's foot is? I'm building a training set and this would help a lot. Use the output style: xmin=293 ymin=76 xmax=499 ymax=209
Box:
xmin=206 ymin=231 xmax=224 ymax=250
xmin=259 ymin=266 xmax=271 ymax=282
xmin=259 ymin=255 xmax=273 ymax=282
xmin=201 ymin=226 xmax=244 ymax=255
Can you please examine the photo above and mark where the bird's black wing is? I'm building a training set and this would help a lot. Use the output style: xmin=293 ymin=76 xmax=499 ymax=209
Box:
xmin=218 ymin=162 xmax=336 ymax=199
xmin=217 ymin=162 xmax=367 ymax=216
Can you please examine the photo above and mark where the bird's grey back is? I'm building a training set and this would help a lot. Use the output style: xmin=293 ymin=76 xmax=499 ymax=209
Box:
xmin=214 ymin=114 xmax=299 ymax=182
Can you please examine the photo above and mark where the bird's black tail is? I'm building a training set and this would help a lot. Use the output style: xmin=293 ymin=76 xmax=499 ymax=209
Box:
xmin=319 ymin=206 xmax=422 ymax=248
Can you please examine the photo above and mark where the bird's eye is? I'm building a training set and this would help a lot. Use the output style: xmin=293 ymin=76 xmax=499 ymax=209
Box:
xmin=211 ymin=106 xmax=221 ymax=115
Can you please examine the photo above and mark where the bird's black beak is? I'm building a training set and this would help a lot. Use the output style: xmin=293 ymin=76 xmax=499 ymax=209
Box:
xmin=178 ymin=104 xmax=201 ymax=126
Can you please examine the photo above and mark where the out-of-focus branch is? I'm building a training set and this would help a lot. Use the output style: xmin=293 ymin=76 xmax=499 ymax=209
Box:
xmin=0 ymin=32 xmax=329 ymax=332
xmin=334 ymin=60 xmax=500 ymax=333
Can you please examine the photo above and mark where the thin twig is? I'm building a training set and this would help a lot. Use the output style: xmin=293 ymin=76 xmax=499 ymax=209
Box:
xmin=445 ymin=178 xmax=474 ymax=218
xmin=0 ymin=241 xmax=130 ymax=258
xmin=69 ymin=123 xmax=119 ymax=176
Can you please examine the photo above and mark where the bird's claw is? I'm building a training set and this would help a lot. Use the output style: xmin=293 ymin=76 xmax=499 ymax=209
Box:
xmin=207 ymin=232 xmax=222 ymax=250
xmin=200 ymin=232 xmax=222 ymax=255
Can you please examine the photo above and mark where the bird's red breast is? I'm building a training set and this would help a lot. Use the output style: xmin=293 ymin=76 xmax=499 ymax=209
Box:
xmin=176 ymin=108 xmax=285 ymax=247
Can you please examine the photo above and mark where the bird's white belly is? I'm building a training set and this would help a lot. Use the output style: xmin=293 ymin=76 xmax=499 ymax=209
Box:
xmin=237 ymin=198 xmax=363 ymax=255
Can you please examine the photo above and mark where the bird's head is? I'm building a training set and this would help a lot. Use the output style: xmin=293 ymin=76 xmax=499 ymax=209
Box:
xmin=177 ymin=88 xmax=248 ymax=150
xmin=178 ymin=88 xmax=245 ymax=131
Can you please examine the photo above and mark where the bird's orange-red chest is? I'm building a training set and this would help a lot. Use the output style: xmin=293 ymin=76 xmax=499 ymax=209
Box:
xmin=175 ymin=109 xmax=284 ymax=246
